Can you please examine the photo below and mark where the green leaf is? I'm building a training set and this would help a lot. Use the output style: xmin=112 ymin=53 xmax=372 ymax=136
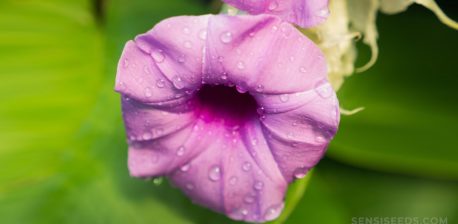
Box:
xmin=329 ymin=6 xmax=458 ymax=179
xmin=287 ymin=159 xmax=458 ymax=223
xmin=269 ymin=171 xmax=314 ymax=224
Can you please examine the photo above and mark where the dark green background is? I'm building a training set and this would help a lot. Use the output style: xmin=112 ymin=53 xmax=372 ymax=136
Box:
xmin=0 ymin=0 xmax=457 ymax=223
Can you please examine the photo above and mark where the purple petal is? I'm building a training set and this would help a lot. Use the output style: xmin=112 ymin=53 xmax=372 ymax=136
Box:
xmin=170 ymin=119 xmax=286 ymax=222
xmin=203 ymin=14 xmax=327 ymax=94
xmin=116 ymin=14 xmax=339 ymax=223
xmin=223 ymin=0 xmax=329 ymax=28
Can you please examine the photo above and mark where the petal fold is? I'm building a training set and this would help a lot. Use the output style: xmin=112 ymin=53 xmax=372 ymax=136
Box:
xmin=223 ymin=0 xmax=329 ymax=28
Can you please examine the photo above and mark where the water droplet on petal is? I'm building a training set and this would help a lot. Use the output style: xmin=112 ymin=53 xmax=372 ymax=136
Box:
xmin=220 ymin=31 xmax=233 ymax=44
xmin=315 ymin=134 xmax=327 ymax=144
xmin=199 ymin=30 xmax=207 ymax=40
xmin=123 ymin=59 xmax=129 ymax=68
xmin=229 ymin=176 xmax=238 ymax=185
xmin=183 ymin=41 xmax=193 ymax=49
xmin=177 ymin=146 xmax=185 ymax=156
xmin=314 ymin=80 xmax=333 ymax=98
xmin=186 ymin=183 xmax=195 ymax=190
xmin=144 ymin=87 xmax=152 ymax=98
xmin=221 ymin=74 xmax=228 ymax=80
xmin=156 ymin=79 xmax=166 ymax=88
xmin=242 ymin=162 xmax=252 ymax=172
xmin=182 ymin=27 xmax=190 ymax=34
xmin=177 ymin=55 xmax=186 ymax=63
xmin=151 ymin=50 xmax=165 ymax=63
xmin=255 ymin=84 xmax=264 ymax=92
xmin=268 ymin=1 xmax=278 ymax=11
xmin=143 ymin=65 xmax=150 ymax=74
xmin=237 ymin=61 xmax=245 ymax=70
xmin=235 ymin=86 xmax=247 ymax=95
xmin=208 ymin=165 xmax=222 ymax=182
xmin=142 ymin=132 xmax=152 ymax=140
xmin=253 ymin=181 xmax=264 ymax=191
xmin=173 ymin=76 xmax=185 ymax=89
xmin=251 ymin=139 xmax=258 ymax=146
xmin=180 ymin=164 xmax=190 ymax=172
xmin=280 ymin=94 xmax=289 ymax=102
xmin=244 ymin=195 xmax=255 ymax=204
xmin=317 ymin=8 xmax=330 ymax=18
xmin=293 ymin=167 xmax=309 ymax=179
xmin=299 ymin=67 xmax=307 ymax=73
xmin=264 ymin=204 xmax=284 ymax=221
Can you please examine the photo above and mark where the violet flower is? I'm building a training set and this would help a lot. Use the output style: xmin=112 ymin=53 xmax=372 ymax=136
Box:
xmin=115 ymin=14 xmax=339 ymax=223
xmin=222 ymin=0 xmax=329 ymax=28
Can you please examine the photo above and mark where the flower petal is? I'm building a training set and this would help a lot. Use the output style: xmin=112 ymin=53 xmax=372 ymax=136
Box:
xmin=255 ymin=83 xmax=339 ymax=181
xmin=116 ymin=14 xmax=339 ymax=223
xmin=204 ymin=15 xmax=327 ymax=94
xmin=223 ymin=0 xmax=329 ymax=28
xmin=133 ymin=15 xmax=210 ymax=92
xmin=169 ymin=120 xmax=287 ymax=223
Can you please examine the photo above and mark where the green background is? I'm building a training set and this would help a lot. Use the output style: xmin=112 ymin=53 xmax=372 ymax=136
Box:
xmin=0 ymin=0 xmax=457 ymax=223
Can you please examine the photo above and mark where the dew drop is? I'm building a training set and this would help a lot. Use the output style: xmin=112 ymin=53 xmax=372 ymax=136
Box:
xmin=220 ymin=31 xmax=233 ymax=44
xmin=183 ymin=27 xmax=191 ymax=34
xmin=317 ymin=8 xmax=330 ymax=18
xmin=293 ymin=167 xmax=309 ymax=179
xmin=177 ymin=146 xmax=185 ymax=156
xmin=208 ymin=165 xmax=222 ymax=182
xmin=123 ymin=59 xmax=129 ymax=68
xmin=143 ymin=65 xmax=150 ymax=74
xmin=221 ymin=74 xmax=228 ymax=80
xmin=287 ymin=132 xmax=294 ymax=139
xmin=242 ymin=162 xmax=252 ymax=172
xmin=268 ymin=1 xmax=279 ymax=11
xmin=142 ymin=132 xmax=152 ymax=140
xmin=144 ymin=87 xmax=152 ymax=98
xmin=173 ymin=76 xmax=185 ymax=89
xmin=151 ymin=50 xmax=165 ymax=63
xmin=244 ymin=195 xmax=255 ymax=204
xmin=255 ymin=84 xmax=264 ymax=92
xmin=229 ymin=176 xmax=238 ymax=185
xmin=299 ymin=67 xmax=307 ymax=73
xmin=199 ymin=30 xmax=207 ymax=40
xmin=236 ymin=85 xmax=248 ymax=93
xmin=314 ymin=80 xmax=333 ymax=98
xmin=253 ymin=181 xmax=264 ymax=191
xmin=186 ymin=183 xmax=195 ymax=190
xmin=156 ymin=79 xmax=166 ymax=88
xmin=251 ymin=139 xmax=258 ymax=146
xmin=183 ymin=41 xmax=193 ymax=49
xmin=180 ymin=164 xmax=190 ymax=172
xmin=237 ymin=61 xmax=245 ymax=70
xmin=315 ymin=134 xmax=326 ymax=144
xmin=177 ymin=55 xmax=186 ymax=63
xmin=280 ymin=94 xmax=289 ymax=102
xmin=264 ymin=204 xmax=283 ymax=221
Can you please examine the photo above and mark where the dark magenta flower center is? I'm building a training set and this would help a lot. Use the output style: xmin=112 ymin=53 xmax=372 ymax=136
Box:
xmin=196 ymin=85 xmax=259 ymax=124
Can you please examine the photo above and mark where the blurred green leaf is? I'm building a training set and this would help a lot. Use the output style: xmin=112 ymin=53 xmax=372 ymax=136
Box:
xmin=330 ymin=6 xmax=458 ymax=179
xmin=287 ymin=159 xmax=458 ymax=223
